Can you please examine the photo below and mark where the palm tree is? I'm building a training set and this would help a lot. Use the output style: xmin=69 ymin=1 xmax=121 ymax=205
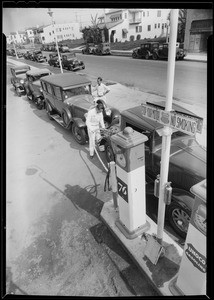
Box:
xmin=167 ymin=9 xmax=187 ymax=43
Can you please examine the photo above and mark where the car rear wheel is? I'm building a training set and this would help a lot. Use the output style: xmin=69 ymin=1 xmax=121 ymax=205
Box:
xmin=132 ymin=52 xmax=137 ymax=59
xmin=105 ymin=143 xmax=115 ymax=162
xmin=167 ymin=203 xmax=191 ymax=239
xmin=72 ymin=124 xmax=87 ymax=145
xmin=46 ymin=102 xmax=54 ymax=120
xmin=68 ymin=65 xmax=74 ymax=71
xmin=145 ymin=53 xmax=150 ymax=60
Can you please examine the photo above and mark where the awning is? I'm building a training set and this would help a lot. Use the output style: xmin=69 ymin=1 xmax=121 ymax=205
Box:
xmin=190 ymin=19 xmax=213 ymax=33
xmin=122 ymin=28 xmax=128 ymax=33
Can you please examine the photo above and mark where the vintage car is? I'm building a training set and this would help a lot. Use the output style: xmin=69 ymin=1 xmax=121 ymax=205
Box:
xmin=152 ymin=42 xmax=187 ymax=60
xmin=59 ymin=45 xmax=70 ymax=53
xmin=40 ymin=73 xmax=120 ymax=145
xmin=24 ymin=68 xmax=52 ymax=109
xmin=7 ymin=49 xmax=16 ymax=56
xmin=132 ymin=42 xmax=159 ymax=59
xmin=23 ymin=51 xmax=34 ymax=60
xmin=61 ymin=53 xmax=85 ymax=71
xmin=31 ymin=50 xmax=47 ymax=63
xmin=82 ymin=43 xmax=97 ymax=54
xmin=10 ymin=64 xmax=31 ymax=97
xmin=93 ymin=43 xmax=111 ymax=55
xmin=48 ymin=53 xmax=60 ymax=67
xmin=107 ymin=102 xmax=206 ymax=238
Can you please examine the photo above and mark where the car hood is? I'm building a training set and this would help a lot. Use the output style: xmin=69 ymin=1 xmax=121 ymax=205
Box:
xmin=65 ymin=94 xmax=93 ymax=108
xmin=32 ymin=80 xmax=41 ymax=87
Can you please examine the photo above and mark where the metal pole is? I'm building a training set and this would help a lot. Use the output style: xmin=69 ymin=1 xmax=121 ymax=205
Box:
xmin=12 ymin=35 xmax=18 ymax=59
xmin=156 ymin=9 xmax=179 ymax=245
xmin=48 ymin=9 xmax=63 ymax=73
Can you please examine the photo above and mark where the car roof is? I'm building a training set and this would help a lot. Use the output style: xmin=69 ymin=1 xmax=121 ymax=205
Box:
xmin=26 ymin=68 xmax=51 ymax=76
xmin=40 ymin=73 xmax=91 ymax=88
xmin=11 ymin=64 xmax=30 ymax=71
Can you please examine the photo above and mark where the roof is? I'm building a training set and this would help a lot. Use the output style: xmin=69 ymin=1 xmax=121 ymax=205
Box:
xmin=106 ymin=9 xmax=123 ymax=14
xmin=26 ymin=69 xmax=51 ymax=76
xmin=40 ymin=73 xmax=91 ymax=88
xmin=11 ymin=64 xmax=30 ymax=71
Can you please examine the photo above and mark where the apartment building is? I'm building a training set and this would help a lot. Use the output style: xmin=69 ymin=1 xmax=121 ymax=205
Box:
xmin=39 ymin=22 xmax=82 ymax=44
xmin=98 ymin=8 xmax=171 ymax=42
xmin=6 ymin=31 xmax=27 ymax=44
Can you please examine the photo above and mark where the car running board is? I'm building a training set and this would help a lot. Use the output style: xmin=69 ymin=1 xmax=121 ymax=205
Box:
xmin=51 ymin=114 xmax=66 ymax=128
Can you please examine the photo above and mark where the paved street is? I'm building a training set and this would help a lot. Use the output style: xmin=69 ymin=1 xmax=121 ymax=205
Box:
xmin=6 ymin=63 xmax=159 ymax=296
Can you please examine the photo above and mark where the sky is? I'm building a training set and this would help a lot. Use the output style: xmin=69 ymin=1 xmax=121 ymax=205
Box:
xmin=3 ymin=8 xmax=106 ymax=34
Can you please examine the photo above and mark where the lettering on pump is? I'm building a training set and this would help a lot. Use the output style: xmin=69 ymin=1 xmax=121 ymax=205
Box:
xmin=185 ymin=243 xmax=206 ymax=273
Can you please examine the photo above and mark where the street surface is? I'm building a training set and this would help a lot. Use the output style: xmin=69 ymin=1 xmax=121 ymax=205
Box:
xmin=5 ymin=54 xmax=206 ymax=296
xmin=6 ymin=62 xmax=159 ymax=296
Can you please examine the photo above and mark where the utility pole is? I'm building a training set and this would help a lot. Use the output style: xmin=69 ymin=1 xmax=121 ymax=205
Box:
xmin=12 ymin=34 xmax=18 ymax=59
xmin=47 ymin=8 xmax=63 ymax=73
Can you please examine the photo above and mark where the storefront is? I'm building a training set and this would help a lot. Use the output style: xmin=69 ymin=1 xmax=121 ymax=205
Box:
xmin=188 ymin=19 xmax=212 ymax=52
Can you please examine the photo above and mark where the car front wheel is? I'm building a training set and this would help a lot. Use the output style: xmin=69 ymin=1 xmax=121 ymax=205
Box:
xmin=152 ymin=53 xmax=158 ymax=60
xmin=167 ymin=203 xmax=191 ymax=239
xmin=132 ymin=52 xmax=137 ymax=59
xmin=72 ymin=124 xmax=87 ymax=145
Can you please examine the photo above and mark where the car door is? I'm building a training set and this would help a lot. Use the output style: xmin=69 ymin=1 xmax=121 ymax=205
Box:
xmin=52 ymin=85 xmax=64 ymax=114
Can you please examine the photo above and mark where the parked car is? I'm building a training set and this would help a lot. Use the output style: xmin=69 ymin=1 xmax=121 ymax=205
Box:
xmin=152 ymin=42 xmax=187 ymax=60
xmin=7 ymin=49 xmax=15 ymax=56
xmin=59 ymin=44 xmax=70 ymax=53
xmin=40 ymin=73 xmax=120 ymax=145
xmin=132 ymin=42 xmax=159 ymax=59
xmin=107 ymin=102 xmax=206 ymax=238
xmin=24 ymin=68 xmax=52 ymax=109
xmin=23 ymin=51 xmax=34 ymax=60
xmin=48 ymin=53 xmax=60 ymax=67
xmin=10 ymin=64 xmax=31 ymax=97
xmin=31 ymin=50 xmax=47 ymax=63
xmin=93 ymin=43 xmax=111 ymax=55
xmin=61 ymin=53 xmax=85 ymax=71
xmin=82 ymin=43 xmax=97 ymax=54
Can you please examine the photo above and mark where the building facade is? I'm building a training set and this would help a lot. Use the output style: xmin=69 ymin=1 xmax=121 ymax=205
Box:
xmin=6 ymin=31 xmax=27 ymax=44
xmin=39 ymin=22 xmax=82 ymax=44
xmin=98 ymin=9 xmax=171 ymax=43
xmin=184 ymin=9 xmax=213 ymax=53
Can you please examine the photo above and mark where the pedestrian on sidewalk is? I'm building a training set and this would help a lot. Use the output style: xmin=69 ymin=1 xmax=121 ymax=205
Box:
xmin=85 ymin=100 xmax=105 ymax=159
xmin=93 ymin=77 xmax=110 ymax=105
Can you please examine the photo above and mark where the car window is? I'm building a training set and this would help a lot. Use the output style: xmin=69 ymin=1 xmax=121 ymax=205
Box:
xmin=64 ymin=86 xmax=90 ymax=97
xmin=33 ymin=73 xmax=50 ymax=81
xmin=43 ymin=83 xmax=52 ymax=94
xmin=53 ymin=86 xmax=62 ymax=100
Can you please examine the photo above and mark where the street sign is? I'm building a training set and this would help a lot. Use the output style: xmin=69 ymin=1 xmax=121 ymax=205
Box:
xmin=141 ymin=103 xmax=203 ymax=136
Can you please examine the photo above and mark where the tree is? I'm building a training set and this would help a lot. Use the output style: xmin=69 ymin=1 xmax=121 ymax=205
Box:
xmin=178 ymin=9 xmax=187 ymax=43
xmin=81 ymin=25 xmax=108 ymax=44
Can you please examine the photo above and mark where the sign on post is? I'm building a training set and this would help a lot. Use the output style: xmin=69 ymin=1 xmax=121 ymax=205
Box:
xmin=141 ymin=102 xmax=203 ymax=136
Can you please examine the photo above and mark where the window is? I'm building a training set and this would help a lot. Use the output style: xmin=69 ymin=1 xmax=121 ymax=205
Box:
xmin=165 ymin=23 xmax=167 ymax=28
xmin=147 ymin=11 xmax=149 ymax=17
xmin=46 ymin=83 xmax=53 ymax=94
xmin=125 ymin=13 xmax=127 ymax=19
xmin=157 ymin=10 xmax=161 ymax=17
xmin=155 ymin=24 xmax=157 ymax=29
xmin=158 ymin=23 xmax=160 ymax=28
xmin=162 ymin=23 xmax=164 ymax=29
xmin=52 ymin=86 xmax=62 ymax=100
xmin=143 ymin=12 xmax=145 ymax=17
xmin=136 ymin=26 xmax=142 ymax=33
xmin=147 ymin=25 xmax=151 ymax=31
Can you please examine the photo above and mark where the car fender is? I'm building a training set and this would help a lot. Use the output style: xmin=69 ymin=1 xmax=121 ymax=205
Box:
xmin=62 ymin=108 xmax=73 ymax=122
xmin=170 ymin=188 xmax=195 ymax=211
xmin=72 ymin=117 xmax=86 ymax=129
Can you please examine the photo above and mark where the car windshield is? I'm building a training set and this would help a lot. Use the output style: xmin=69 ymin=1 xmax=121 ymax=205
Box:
xmin=63 ymin=86 xmax=90 ymax=98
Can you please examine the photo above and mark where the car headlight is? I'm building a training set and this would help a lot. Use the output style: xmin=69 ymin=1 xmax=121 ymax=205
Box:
xmin=20 ymin=80 xmax=24 ymax=84
xmin=40 ymin=88 xmax=43 ymax=93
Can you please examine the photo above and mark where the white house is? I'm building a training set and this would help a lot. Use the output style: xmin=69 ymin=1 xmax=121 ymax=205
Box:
xmin=6 ymin=31 xmax=27 ymax=44
xmin=98 ymin=8 xmax=171 ymax=42
xmin=39 ymin=22 xmax=82 ymax=44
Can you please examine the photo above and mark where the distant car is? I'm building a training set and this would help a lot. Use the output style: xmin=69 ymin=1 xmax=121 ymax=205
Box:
xmin=24 ymin=68 xmax=52 ymax=109
xmin=7 ymin=49 xmax=15 ymax=56
xmin=10 ymin=64 xmax=31 ymax=97
xmin=31 ymin=50 xmax=47 ymax=63
xmin=61 ymin=53 xmax=85 ymax=71
xmin=93 ymin=43 xmax=111 ymax=55
xmin=107 ymin=102 xmax=206 ymax=238
xmin=23 ymin=51 xmax=34 ymax=60
xmin=82 ymin=43 xmax=97 ymax=54
xmin=152 ymin=42 xmax=187 ymax=60
xmin=59 ymin=45 xmax=70 ymax=53
xmin=132 ymin=42 xmax=159 ymax=59
xmin=48 ymin=53 xmax=60 ymax=67
xmin=40 ymin=73 xmax=120 ymax=145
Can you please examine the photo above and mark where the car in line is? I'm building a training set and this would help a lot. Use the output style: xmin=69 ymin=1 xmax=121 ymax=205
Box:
xmin=58 ymin=44 xmax=70 ymax=53
xmin=10 ymin=64 xmax=31 ymax=97
xmin=82 ymin=43 xmax=97 ymax=54
xmin=40 ymin=73 xmax=120 ymax=146
xmin=93 ymin=43 xmax=111 ymax=55
xmin=24 ymin=68 xmax=52 ymax=109
xmin=132 ymin=42 xmax=159 ymax=59
xmin=61 ymin=53 xmax=85 ymax=71
xmin=48 ymin=53 xmax=60 ymax=67
xmin=106 ymin=102 xmax=206 ymax=238
xmin=31 ymin=50 xmax=47 ymax=63
xmin=152 ymin=42 xmax=187 ymax=60
xmin=23 ymin=51 xmax=34 ymax=60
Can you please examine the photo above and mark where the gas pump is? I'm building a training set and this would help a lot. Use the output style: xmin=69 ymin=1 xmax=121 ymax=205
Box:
xmin=169 ymin=179 xmax=207 ymax=295
xmin=110 ymin=127 xmax=150 ymax=239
